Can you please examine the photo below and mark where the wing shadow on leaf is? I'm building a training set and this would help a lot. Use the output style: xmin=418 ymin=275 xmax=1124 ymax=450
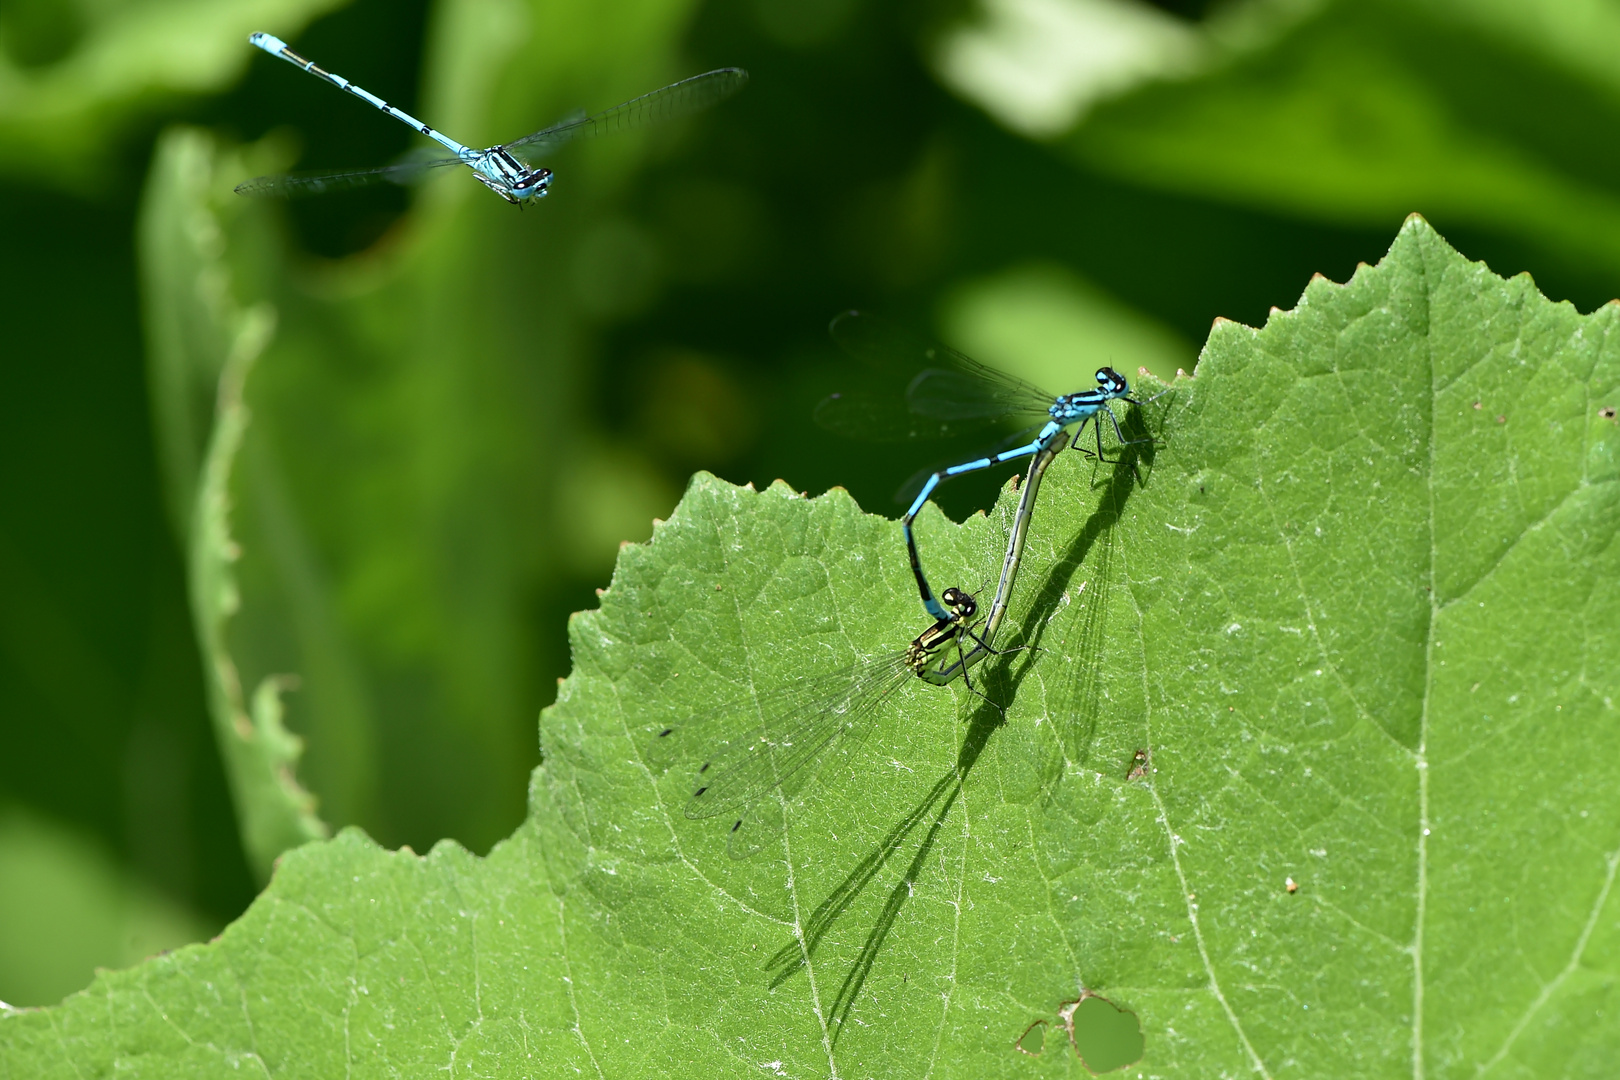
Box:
xmin=763 ymin=405 xmax=1160 ymax=1042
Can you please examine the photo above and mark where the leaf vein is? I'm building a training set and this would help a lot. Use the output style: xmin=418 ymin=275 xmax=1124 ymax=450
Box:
xmin=1473 ymin=844 xmax=1620 ymax=1076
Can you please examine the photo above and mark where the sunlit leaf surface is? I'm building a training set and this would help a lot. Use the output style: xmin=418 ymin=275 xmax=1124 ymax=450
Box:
xmin=3 ymin=218 xmax=1616 ymax=1078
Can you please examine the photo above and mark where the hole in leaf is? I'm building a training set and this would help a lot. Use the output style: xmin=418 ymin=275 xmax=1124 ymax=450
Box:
xmin=1061 ymin=992 xmax=1144 ymax=1074
xmin=1014 ymin=1018 xmax=1047 ymax=1056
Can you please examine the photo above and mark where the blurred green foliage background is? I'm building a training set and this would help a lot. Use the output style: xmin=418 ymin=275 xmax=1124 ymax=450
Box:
xmin=6 ymin=0 xmax=1620 ymax=1009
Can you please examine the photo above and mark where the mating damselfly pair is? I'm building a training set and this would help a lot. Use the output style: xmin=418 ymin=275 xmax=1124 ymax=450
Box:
xmin=659 ymin=315 xmax=1164 ymax=857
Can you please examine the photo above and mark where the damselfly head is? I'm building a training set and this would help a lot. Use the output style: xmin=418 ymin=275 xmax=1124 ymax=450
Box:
xmin=939 ymin=586 xmax=978 ymax=621
xmin=512 ymin=167 xmax=553 ymax=200
xmin=1094 ymin=367 xmax=1128 ymax=395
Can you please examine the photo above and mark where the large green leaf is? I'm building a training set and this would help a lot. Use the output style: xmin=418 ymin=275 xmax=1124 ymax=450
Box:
xmin=4 ymin=217 xmax=1617 ymax=1076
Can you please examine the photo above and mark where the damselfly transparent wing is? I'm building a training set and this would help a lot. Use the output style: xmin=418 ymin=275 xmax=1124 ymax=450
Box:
xmin=659 ymin=650 xmax=917 ymax=858
xmin=819 ymin=311 xmax=1058 ymax=442
xmin=234 ymin=151 xmax=463 ymax=198
xmin=503 ymin=67 xmax=749 ymax=167
xmin=906 ymin=362 xmax=1054 ymax=421
xmin=811 ymin=390 xmax=1007 ymax=442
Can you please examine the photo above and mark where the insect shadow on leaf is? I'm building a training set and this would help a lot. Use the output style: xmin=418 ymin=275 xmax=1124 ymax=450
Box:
xmin=1058 ymin=479 xmax=1120 ymax=773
